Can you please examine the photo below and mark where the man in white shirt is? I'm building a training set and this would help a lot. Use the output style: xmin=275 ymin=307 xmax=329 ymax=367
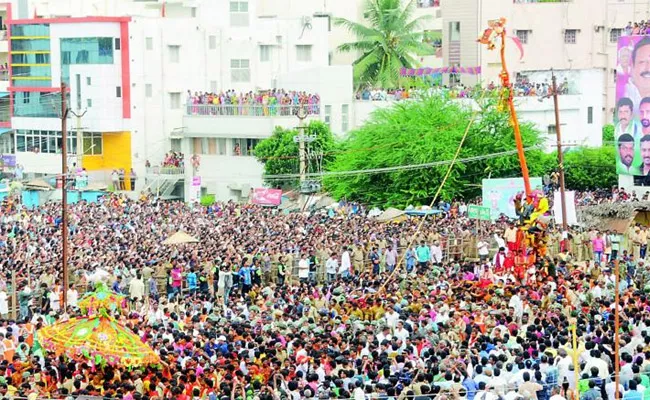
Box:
xmin=393 ymin=321 xmax=410 ymax=344
xmin=477 ymin=239 xmax=490 ymax=262
xmin=298 ymin=254 xmax=310 ymax=283
xmin=430 ymin=241 xmax=443 ymax=264
xmin=340 ymin=247 xmax=352 ymax=278
xmin=325 ymin=253 xmax=339 ymax=282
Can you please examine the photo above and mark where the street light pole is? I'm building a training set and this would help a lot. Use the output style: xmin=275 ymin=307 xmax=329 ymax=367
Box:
xmin=551 ymin=72 xmax=568 ymax=230
xmin=296 ymin=106 xmax=308 ymax=185
xmin=60 ymin=81 xmax=70 ymax=311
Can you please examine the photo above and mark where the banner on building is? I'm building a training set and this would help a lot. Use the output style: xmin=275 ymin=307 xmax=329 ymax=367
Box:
xmin=0 ymin=155 xmax=15 ymax=170
xmin=251 ymin=188 xmax=282 ymax=206
xmin=400 ymin=66 xmax=482 ymax=76
xmin=552 ymin=190 xmax=578 ymax=226
xmin=615 ymin=36 xmax=650 ymax=176
xmin=189 ymin=176 xmax=201 ymax=203
xmin=481 ymin=177 xmax=543 ymax=219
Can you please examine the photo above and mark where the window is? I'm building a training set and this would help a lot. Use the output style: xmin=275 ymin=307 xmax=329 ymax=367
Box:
xmin=341 ymin=104 xmax=349 ymax=132
xmin=232 ymin=138 xmax=259 ymax=156
xmin=610 ymin=28 xmax=622 ymax=43
xmin=86 ymin=76 xmax=91 ymax=85
xmin=217 ymin=138 xmax=227 ymax=155
xmin=230 ymin=1 xmax=249 ymax=27
xmin=296 ymin=45 xmax=312 ymax=62
xmin=115 ymin=38 xmax=121 ymax=50
xmin=145 ymin=37 xmax=153 ymax=50
xmin=191 ymin=7 xmax=197 ymax=17
xmin=230 ymin=59 xmax=250 ymax=83
xmin=87 ymin=98 xmax=92 ymax=107
xmin=324 ymin=105 xmax=332 ymax=127
xmin=170 ymin=92 xmax=181 ymax=109
xmin=82 ymin=132 xmax=102 ymax=155
xmin=449 ymin=22 xmax=461 ymax=41
xmin=588 ymin=106 xmax=593 ymax=124
xmin=116 ymin=86 xmax=122 ymax=98
xmin=170 ymin=138 xmax=182 ymax=152
xmin=209 ymin=35 xmax=217 ymax=50
xmin=15 ymin=129 xmax=80 ymax=154
xmin=564 ymin=29 xmax=577 ymax=44
xmin=547 ymin=125 xmax=557 ymax=135
xmin=145 ymin=83 xmax=153 ymax=98
xmin=76 ymin=74 xmax=82 ymax=110
xmin=260 ymin=45 xmax=271 ymax=62
xmin=210 ymin=81 xmax=218 ymax=92
xmin=516 ymin=30 xmax=529 ymax=45
xmin=169 ymin=45 xmax=180 ymax=63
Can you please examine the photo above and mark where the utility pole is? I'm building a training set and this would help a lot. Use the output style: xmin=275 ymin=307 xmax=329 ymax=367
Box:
xmin=296 ymin=106 xmax=308 ymax=185
xmin=614 ymin=259 xmax=621 ymax=400
xmin=552 ymin=72 xmax=568 ymax=231
xmin=60 ymin=81 xmax=69 ymax=311
xmin=69 ymin=108 xmax=87 ymax=170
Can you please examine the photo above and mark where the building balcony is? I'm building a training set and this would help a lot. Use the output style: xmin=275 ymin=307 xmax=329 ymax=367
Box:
xmin=416 ymin=0 xmax=440 ymax=7
xmin=183 ymin=104 xmax=321 ymax=138
xmin=513 ymin=0 xmax=572 ymax=3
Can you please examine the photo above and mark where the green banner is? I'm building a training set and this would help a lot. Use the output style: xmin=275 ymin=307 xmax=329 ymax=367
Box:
xmin=468 ymin=205 xmax=491 ymax=221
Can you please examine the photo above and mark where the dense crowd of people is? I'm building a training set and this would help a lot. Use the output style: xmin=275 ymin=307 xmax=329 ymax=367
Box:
xmin=356 ymin=79 xmax=570 ymax=102
xmin=186 ymin=89 xmax=320 ymax=117
xmin=0 ymin=190 xmax=649 ymax=400
xmin=625 ymin=21 xmax=650 ymax=36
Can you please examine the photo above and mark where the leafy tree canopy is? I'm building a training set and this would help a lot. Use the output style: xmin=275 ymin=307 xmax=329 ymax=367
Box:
xmin=254 ymin=121 xmax=338 ymax=189
xmin=335 ymin=0 xmax=433 ymax=88
xmin=323 ymin=95 xmax=544 ymax=207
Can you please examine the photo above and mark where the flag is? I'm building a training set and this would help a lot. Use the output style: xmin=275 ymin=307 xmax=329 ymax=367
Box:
xmin=161 ymin=1 xmax=166 ymax=17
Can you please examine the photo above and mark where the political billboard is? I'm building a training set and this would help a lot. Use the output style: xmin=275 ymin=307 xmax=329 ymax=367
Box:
xmin=615 ymin=35 xmax=650 ymax=176
xmin=482 ymin=177 xmax=543 ymax=219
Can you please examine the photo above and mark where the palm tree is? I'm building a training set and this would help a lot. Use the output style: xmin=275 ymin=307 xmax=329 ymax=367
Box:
xmin=335 ymin=0 xmax=433 ymax=89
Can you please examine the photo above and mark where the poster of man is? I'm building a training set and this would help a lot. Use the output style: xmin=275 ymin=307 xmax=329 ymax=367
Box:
xmin=616 ymin=35 xmax=650 ymax=176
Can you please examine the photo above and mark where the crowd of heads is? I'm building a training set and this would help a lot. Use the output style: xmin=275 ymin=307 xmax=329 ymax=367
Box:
xmin=0 ymin=190 xmax=649 ymax=399
xmin=356 ymin=79 xmax=570 ymax=102
xmin=186 ymin=89 xmax=320 ymax=116
xmin=625 ymin=21 xmax=650 ymax=36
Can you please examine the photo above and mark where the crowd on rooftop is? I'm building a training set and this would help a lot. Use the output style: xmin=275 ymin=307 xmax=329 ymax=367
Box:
xmin=625 ymin=21 xmax=650 ymax=36
xmin=186 ymin=90 xmax=320 ymax=117
xmin=355 ymin=79 xmax=571 ymax=102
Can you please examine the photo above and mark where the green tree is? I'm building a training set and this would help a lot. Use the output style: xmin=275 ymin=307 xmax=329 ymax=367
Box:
xmin=561 ymin=146 xmax=617 ymax=190
xmin=602 ymin=124 xmax=614 ymax=143
xmin=335 ymin=0 xmax=433 ymax=88
xmin=254 ymin=121 xmax=337 ymax=189
xmin=323 ymin=95 xmax=544 ymax=207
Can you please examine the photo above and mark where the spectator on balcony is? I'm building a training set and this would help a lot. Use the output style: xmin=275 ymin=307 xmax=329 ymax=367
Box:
xmin=130 ymin=168 xmax=137 ymax=192
xmin=111 ymin=170 xmax=119 ymax=191
xmin=626 ymin=22 xmax=634 ymax=36
xmin=234 ymin=143 xmax=241 ymax=156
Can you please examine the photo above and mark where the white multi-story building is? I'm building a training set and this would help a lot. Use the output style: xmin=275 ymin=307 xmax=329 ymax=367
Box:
xmin=5 ymin=0 xmax=352 ymax=201
xmin=441 ymin=0 xmax=650 ymax=123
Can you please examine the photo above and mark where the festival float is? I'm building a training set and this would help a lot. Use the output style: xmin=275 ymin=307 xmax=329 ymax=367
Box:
xmin=37 ymin=284 xmax=161 ymax=368
xmin=478 ymin=18 xmax=551 ymax=279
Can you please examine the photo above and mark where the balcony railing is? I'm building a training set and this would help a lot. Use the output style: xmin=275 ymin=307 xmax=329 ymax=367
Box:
xmin=417 ymin=0 xmax=440 ymax=7
xmin=146 ymin=166 xmax=185 ymax=175
xmin=185 ymin=103 xmax=321 ymax=117
xmin=513 ymin=0 xmax=571 ymax=3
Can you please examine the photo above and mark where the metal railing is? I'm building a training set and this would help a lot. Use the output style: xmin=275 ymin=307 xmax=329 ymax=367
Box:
xmin=145 ymin=166 xmax=185 ymax=175
xmin=185 ymin=103 xmax=321 ymax=117
xmin=513 ymin=0 xmax=572 ymax=3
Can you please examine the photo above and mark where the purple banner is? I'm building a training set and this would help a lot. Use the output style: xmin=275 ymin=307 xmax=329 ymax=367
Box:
xmin=400 ymin=66 xmax=482 ymax=76
xmin=1 ymin=154 xmax=15 ymax=168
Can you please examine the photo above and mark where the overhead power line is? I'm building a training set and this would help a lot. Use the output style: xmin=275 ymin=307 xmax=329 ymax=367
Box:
xmin=262 ymin=145 xmax=545 ymax=181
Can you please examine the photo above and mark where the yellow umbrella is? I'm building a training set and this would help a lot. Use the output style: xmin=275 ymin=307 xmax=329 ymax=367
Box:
xmin=162 ymin=231 xmax=199 ymax=245
xmin=37 ymin=314 xmax=161 ymax=368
